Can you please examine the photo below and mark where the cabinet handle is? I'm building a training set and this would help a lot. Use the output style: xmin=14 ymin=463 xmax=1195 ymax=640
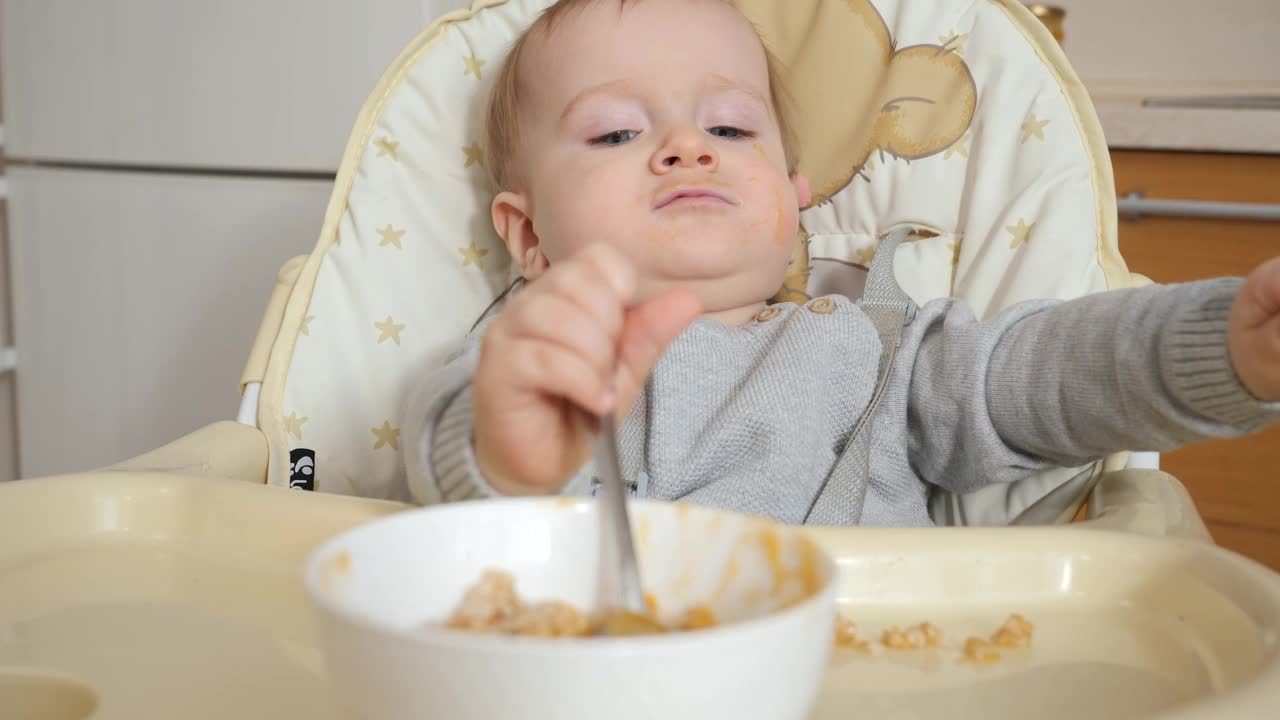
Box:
xmin=0 ymin=347 xmax=15 ymax=374
xmin=1119 ymin=191 xmax=1280 ymax=222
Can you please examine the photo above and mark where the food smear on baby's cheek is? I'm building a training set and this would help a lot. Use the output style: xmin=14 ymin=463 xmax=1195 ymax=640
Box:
xmin=740 ymin=189 xmax=786 ymax=245
xmin=772 ymin=185 xmax=788 ymax=245
xmin=746 ymin=143 xmax=792 ymax=245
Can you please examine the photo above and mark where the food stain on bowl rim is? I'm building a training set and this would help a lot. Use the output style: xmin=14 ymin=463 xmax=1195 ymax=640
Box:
xmin=319 ymin=548 xmax=352 ymax=593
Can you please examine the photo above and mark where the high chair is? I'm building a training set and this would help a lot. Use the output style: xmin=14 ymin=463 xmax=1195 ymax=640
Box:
xmin=112 ymin=0 xmax=1208 ymax=538
xmin=4 ymin=1 xmax=1279 ymax=718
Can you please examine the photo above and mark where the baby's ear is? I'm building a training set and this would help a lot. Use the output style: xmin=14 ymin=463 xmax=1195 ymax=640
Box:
xmin=791 ymin=174 xmax=812 ymax=208
xmin=492 ymin=191 xmax=548 ymax=280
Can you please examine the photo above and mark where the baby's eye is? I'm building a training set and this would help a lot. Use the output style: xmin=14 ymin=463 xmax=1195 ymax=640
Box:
xmin=708 ymin=126 xmax=756 ymax=140
xmin=590 ymin=129 xmax=640 ymax=146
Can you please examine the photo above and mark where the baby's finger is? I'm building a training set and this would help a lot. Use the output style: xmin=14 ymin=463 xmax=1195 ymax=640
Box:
xmin=540 ymin=264 xmax=627 ymax=341
xmin=505 ymin=338 xmax=614 ymax=416
xmin=505 ymin=291 xmax=617 ymax=380
xmin=545 ymin=244 xmax=638 ymax=328
xmin=613 ymin=288 xmax=703 ymax=412
xmin=575 ymin=243 xmax=638 ymax=303
xmin=1239 ymin=256 xmax=1280 ymax=329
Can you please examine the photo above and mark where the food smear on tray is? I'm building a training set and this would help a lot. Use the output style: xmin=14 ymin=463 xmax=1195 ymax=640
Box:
xmin=833 ymin=612 xmax=1034 ymax=664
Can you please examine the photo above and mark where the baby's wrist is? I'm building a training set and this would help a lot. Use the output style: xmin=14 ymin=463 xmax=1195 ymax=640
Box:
xmin=472 ymin=433 xmax=560 ymax=497
xmin=472 ymin=439 xmax=521 ymax=497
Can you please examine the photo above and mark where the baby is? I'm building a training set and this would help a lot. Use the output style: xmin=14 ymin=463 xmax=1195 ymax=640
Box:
xmin=401 ymin=0 xmax=1280 ymax=526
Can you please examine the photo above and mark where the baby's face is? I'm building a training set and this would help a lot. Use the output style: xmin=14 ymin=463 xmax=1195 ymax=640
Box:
xmin=502 ymin=0 xmax=809 ymax=315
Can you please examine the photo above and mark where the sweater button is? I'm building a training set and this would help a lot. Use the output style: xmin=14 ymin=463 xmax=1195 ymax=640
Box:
xmin=755 ymin=307 xmax=781 ymax=322
xmin=808 ymin=298 xmax=836 ymax=314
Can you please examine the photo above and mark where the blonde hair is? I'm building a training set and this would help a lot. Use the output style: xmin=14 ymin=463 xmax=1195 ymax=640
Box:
xmin=484 ymin=0 xmax=799 ymax=192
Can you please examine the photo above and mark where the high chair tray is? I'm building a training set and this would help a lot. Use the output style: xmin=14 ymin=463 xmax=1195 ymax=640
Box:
xmin=2 ymin=473 xmax=1278 ymax=720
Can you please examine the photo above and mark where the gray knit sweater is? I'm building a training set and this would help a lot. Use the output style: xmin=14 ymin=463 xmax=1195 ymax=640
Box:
xmin=401 ymin=278 xmax=1280 ymax=526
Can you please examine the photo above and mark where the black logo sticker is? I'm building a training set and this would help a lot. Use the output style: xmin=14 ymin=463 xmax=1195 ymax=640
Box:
xmin=290 ymin=449 xmax=316 ymax=491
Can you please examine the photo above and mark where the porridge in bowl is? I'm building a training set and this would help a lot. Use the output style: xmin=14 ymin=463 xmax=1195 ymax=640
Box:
xmin=435 ymin=518 xmax=828 ymax=639
xmin=440 ymin=569 xmax=714 ymax=637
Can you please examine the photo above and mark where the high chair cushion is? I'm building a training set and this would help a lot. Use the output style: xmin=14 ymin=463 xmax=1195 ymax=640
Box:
xmin=257 ymin=0 xmax=1133 ymax=523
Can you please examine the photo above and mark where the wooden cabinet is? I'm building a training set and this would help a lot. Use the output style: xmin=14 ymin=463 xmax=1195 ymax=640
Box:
xmin=1111 ymin=149 xmax=1280 ymax=570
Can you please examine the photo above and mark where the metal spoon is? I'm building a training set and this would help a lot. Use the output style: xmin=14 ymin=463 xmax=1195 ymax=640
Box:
xmin=590 ymin=413 xmax=662 ymax=635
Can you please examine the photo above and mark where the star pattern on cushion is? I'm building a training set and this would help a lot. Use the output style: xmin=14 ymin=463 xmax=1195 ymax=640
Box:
xmin=283 ymin=411 xmax=308 ymax=441
xmin=944 ymin=131 xmax=970 ymax=159
xmin=1006 ymin=218 xmax=1033 ymax=249
xmin=458 ymin=242 xmax=490 ymax=270
xmin=371 ymin=420 xmax=401 ymax=451
xmin=378 ymin=224 xmax=406 ymax=250
xmin=1020 ymin=113 xmax=1050 ymax=144
xmin=462 ymin=143 xmax=485 ymax=169
xmin=374 ymin=315 xmax=406 ymax=345
xmin=375 ymin=136 xmax=400 ymax=161
xmin=464 ymin=54 xmax=486 ymax=79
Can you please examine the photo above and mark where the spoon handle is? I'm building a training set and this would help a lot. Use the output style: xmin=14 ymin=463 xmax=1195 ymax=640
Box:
xmin=592 ymin=413 xmax=648 ymax=613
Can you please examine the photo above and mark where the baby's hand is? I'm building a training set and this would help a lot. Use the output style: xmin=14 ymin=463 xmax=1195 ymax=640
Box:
xmin=472 ymin=244 xmax=702 ymax=495
xmin=1229 ymin=257 xmax=1280 ymax=402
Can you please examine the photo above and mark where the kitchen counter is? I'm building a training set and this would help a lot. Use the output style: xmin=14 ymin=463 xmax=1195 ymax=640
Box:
xmin=1086 ymin=81 xmax=1280 ymax=155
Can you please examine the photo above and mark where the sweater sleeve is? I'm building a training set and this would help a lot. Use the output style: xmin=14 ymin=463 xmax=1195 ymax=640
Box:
xmin=399 ymin=322 xmax=499 ymax=505
xmin=899 ymin=277 xmax=1280 ymax=494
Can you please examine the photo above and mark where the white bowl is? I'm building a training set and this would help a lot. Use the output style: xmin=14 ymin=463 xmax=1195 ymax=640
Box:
xmin=304 ymin=498 xmax=837 ymax=720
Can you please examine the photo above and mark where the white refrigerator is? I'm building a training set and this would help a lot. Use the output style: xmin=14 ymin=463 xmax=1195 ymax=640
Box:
xmin=0 ymin=0 xmax=459 ymax=478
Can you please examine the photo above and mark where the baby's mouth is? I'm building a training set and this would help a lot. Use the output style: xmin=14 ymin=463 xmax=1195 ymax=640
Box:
xmin=652 ymin=185 xmax=737 ymax=211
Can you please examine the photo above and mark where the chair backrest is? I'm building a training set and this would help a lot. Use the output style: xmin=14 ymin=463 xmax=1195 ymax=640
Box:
xmin=255 ymin=0 xmax=1135 ymax=523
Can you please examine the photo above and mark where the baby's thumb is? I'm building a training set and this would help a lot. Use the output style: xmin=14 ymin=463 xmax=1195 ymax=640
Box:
xmin=1234 ymin=256 xmax=1280 ymax=330
xmin=612 ymin=288 xmax=703 ymax=414
xmin=1228 ymin=256 xmax=1280 ymax=402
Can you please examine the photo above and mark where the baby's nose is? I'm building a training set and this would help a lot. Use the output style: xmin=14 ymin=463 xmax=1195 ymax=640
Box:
xmin=662 ymin=151 xmax=715 ymax=168
xmin=652 ymin=129 xmax=719 ymax=172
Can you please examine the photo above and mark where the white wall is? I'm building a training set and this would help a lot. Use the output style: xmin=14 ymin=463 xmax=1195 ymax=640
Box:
xmin=0 ymin=199 xmax=15 ymax=482
xmin=0 ymin=21 xmax=16 ymax=480
xmin=0 ymin=0 xmax=464 ymax=477
xmin=7 ymin=168 xmax=333 ymax=478
xmin=0 ymin=0 xmax=432 ymax=171
xmin=1054 ymin=0 xmax=1280 ymax=88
